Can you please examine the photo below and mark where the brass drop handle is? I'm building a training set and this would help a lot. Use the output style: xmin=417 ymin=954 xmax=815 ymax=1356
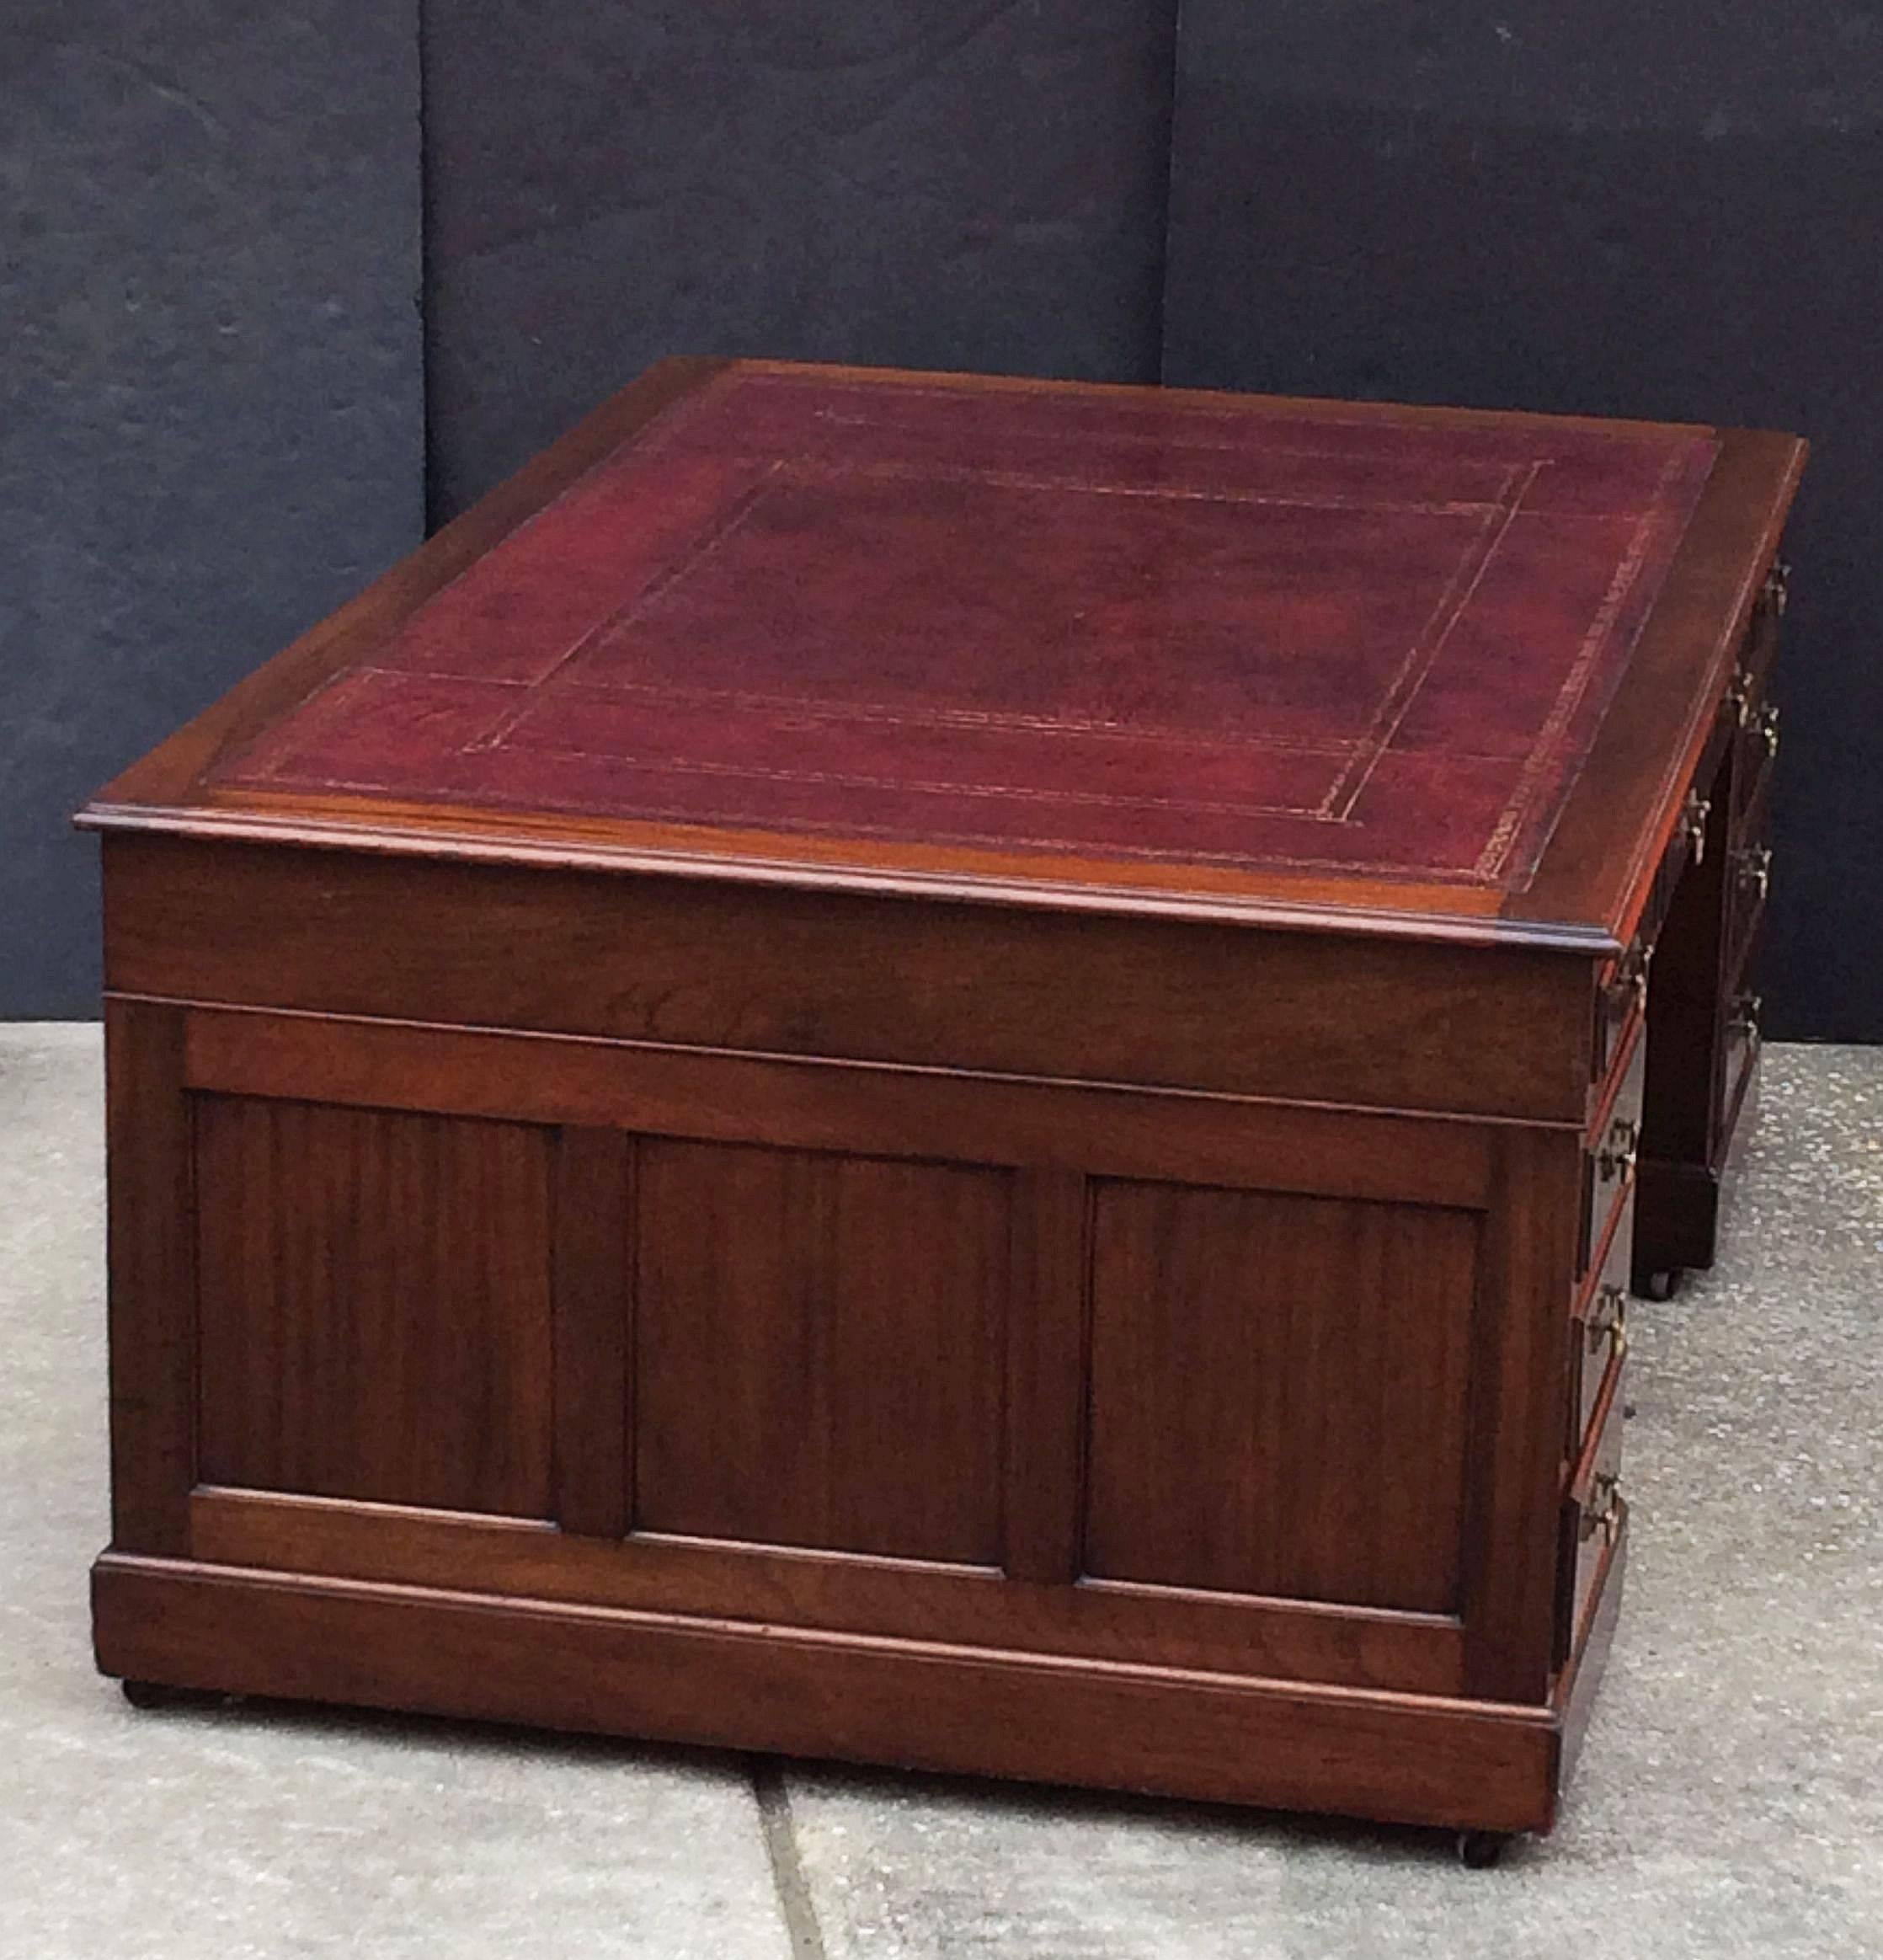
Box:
xmin=1621 ymin=940 xmax=1655 ymax=1017
xmin=1606 ymin=940 xmax=1653 ymax=1021
xmin=1588 ymin=1284 xmax=1629 ymax=1359
xmin=1726 ymin=663 xmax=1757 ymax=729
xmin=1757 ymin=702 xmax=1781 ymax=757
xmin=1764 ymin=558 xmax=1792 ymax=619
xmin=1588 ymin=1471 xmax=1623 ymax=1545
xmin=1738 ymin=846 xmax=1773 ymax=905
xmin=1680 ymin=788 xmax=1712 ymax=868
xmin=1598 ymin=1118 xmax=1640 ymax=1184
xmin=1732 ymin=992 xmax=1763 ymax=1042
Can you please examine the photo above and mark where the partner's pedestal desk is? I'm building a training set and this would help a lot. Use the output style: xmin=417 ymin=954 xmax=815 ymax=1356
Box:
xmin=83 ymin=361 xmax=1803 ymax=1856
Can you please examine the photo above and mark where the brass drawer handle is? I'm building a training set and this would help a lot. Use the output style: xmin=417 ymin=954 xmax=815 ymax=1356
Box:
xmin=1756 ymin=702 xmax=1781 ymax=757
xmin=1588 ymin=1471 xmax=1623 ymax=1546
xmin=1598 ymin=1118 xmax=1640 ymax=1183
xmin=1737 ymin=845 xmax=1773 ymax=905
xmin=1726 ymin=663 xmax=1757 ymax=729
xmin=1680 ymin=788 xmax=1712 ymax=868
xmin=1763 ymin=558 xmax=1791 ymax=619
xmin=1731 ymin=992 xmax=1763 ymax=1042
xmin=1608 ymin=938 xmax=1654 ymax=1018
xmin=1588 ymin=1284 xmax=1629 ymax=1358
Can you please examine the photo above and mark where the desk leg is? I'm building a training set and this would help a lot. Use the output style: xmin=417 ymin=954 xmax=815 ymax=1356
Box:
xmin=1632 ymin=751 xmax=1732 ymax=1296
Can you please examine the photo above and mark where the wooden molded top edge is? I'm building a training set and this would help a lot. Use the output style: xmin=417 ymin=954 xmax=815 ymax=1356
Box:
xmin=738 ymin=356 xmax=1721 ymax=443
xmin=1511 ymin=423 xmax=1806 ymax=944
xmin=78 ymin=356 xmax=1804 ymax=956
xmin=80 ymin=797 xmax=1622 ymax=953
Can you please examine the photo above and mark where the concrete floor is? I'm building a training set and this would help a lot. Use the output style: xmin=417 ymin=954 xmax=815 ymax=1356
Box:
xmin=3 ymin=1023 xmax=1879 ymax=1958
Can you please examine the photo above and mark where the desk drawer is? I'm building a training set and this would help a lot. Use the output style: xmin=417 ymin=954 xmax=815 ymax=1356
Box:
xmin=1726 ymin=759 xmax=1772 ymax=991
xmin=1591 ymin=969 xmax=1645 ymax=1106
xmin=1557 ymin=1348 xmax=1626 ymax=1668
xmin=1581 ymin=1023 xmax=1645 ymax=1277
xmin=1715 ymin=981 xmax=1763 ymax=1167
xmin=1725 ymin=557 xmax=1784 ymax=724
xmin=1732 ymin=698 xmax=1780 ymax=831
xmin=1726 ymin=842 xmax=1770 ymax=996
xmin=1570 ymin=1212 xmax=1631 ymax=1456
xmin=1592 ymin=943 xmax=1649 ymax=1092
xmin=1591 ymin=747 xmax=1718 ymax=1095
xmin=1726 ymin=558 xmax=1783 ymax=841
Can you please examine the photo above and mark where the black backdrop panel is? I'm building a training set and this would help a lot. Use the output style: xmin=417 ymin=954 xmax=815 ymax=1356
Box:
xmin=1163 ymin=5 xmax=1883 ymax=1039
xmin=422 ymin=1 xmax=1179 ymax=517
xmin=3 ymin=2 xmax=423 ymax=1017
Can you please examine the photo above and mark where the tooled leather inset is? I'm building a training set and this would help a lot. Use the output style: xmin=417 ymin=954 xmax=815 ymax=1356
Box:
xmin=214 ymin=367 xmax=1720 ymax=887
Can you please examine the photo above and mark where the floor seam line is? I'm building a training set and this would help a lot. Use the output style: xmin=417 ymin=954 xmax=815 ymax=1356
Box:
xmin=751 ymin=1755 xmax=828 ymax=1960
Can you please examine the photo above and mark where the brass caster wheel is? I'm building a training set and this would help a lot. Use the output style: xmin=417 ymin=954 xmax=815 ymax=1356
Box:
xmin=1455 ymin=1829 xmax=1507 ymax=1870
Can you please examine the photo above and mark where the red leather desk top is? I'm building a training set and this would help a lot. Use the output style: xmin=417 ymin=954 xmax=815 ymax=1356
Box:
xmin=85 ymin=360 xmax=1801 ymax=943
xmin=211 ymin=366 xmax=1716 ymax=900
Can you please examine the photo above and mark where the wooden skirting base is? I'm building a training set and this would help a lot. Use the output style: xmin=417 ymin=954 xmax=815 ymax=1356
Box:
xmin=93 ymin=1552 xmax=1562 ymax=1835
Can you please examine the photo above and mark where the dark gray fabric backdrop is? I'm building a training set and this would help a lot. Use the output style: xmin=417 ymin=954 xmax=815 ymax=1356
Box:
xmin=8 ymin=5 xmax=1877 ymax=1036
xmin=3 ymin=1 xmax=424 ymax=1016
xmin=421 ymin=0 xmax=1180 ymax=516
xmin=1161 ymin=4 xmax=1883 ymax=1041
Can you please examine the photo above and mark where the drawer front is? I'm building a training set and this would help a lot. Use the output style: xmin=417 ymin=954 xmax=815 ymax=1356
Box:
xmin=1732 ymin=697 xmax=1780 ymax=831
xmin=1726 ymin=837 xmax=1771 ymax=987
xmin=1725 ymin=557 xmax=1784 ymax=729
xmin=1726 ymin=762 xmax=1773 ymax=990
xmin=1630 ymin=771 xmax=1712 ymax=964
xmin=1591 ymin=951 xmax=1647 ymax=1100
xmin=1581 ymin=1024 xmax=1645 ymax=1276
xmin=1726 ymin=558 xmax=1784 ymax=851
xmin=1557 ymin=1349 xmax=1626 ymax=1668
xmin=1591 ymin=711 xmax=1730 ymax=1097
xmin=1714 ymin=980 xmax=1763 ymax=1167
xmin=1570 ymin=1210 xmax=1631 ymax=1455
xmin=1724 ymin=835 xmax=1771 ymax=964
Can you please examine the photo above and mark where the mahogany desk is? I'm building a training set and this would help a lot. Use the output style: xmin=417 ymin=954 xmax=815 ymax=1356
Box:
xmin=82 ymin=360 xmax=1804 ymax=1857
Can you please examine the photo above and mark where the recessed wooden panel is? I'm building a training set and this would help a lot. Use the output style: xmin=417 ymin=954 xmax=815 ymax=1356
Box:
xmin=1086 ymin=1182 xmax=1479 ymax=1613
xmin=633 ymin=1140 xmax=1008 ymax=1563
xmin=195 ymin=1097 xmax=554 ymax=1518
xmin=550 ymin=1127 xmax=633 ymax=1538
